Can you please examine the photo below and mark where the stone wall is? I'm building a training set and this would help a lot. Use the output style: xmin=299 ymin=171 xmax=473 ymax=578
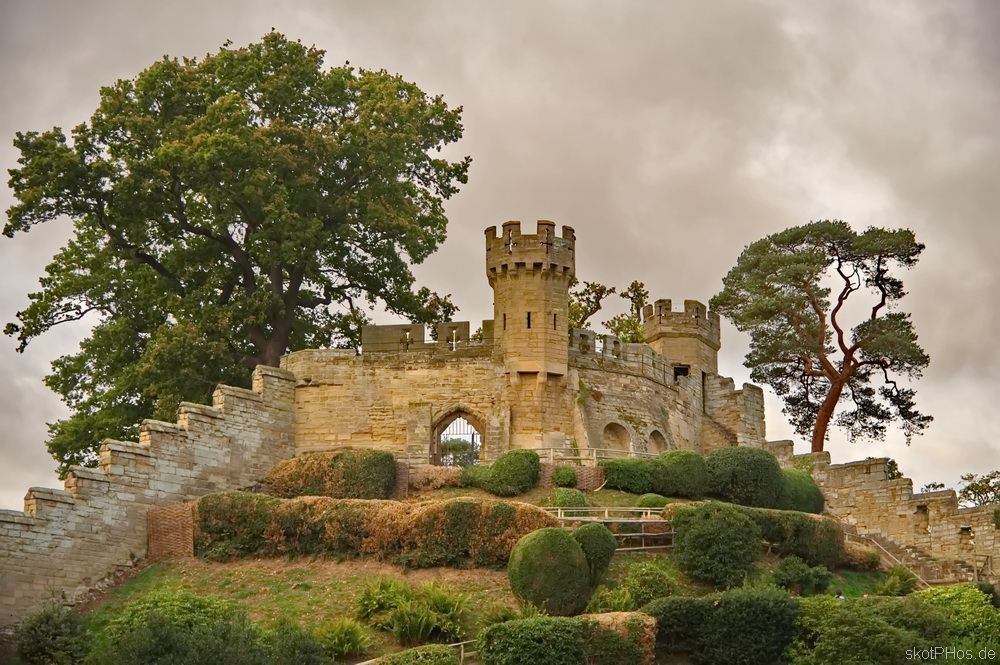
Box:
xmin=0 ymin=366 xmax=295 ymax=628
xmin=805 ymin=453 xmax=999 ymax=582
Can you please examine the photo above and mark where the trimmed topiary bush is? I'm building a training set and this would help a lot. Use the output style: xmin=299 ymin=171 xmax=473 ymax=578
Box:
xmin=508 ymin=528 xmax=592 ymax=615
xmin=265 ymin=449 xmax=396 ymax=499
xmin=599 ymin=458 xmax=652 ymax=494
xmin=14 ymin=604 xmax=90 ymax=665
xmin=641 ymin=596 xmax=711 ymax=653
xmin=733 ymin=504 xmax=844 ymax=567
xmin=551 ymin=487 xmax=588 ymax=517
xmin=622 ymin=562 xmax=676 ymax=607
xmin=378 ymin=644 xmax=459 ymax=664
xmin=654 ymin=450 xmax=709 ymax=498
xmin=779 ymin=468 xmax=825 ymax=513
xmin=572 ymin=523 xmax=617 ymax=587
xmin=705 ymin=447 xmax=784 ymax=508
xmin=635 ymin=493 xmax=670 ymax=509
xmin=553 ymin=465 xmax=578 ymax=488
xmin=770 ymin=556 xmax=832 ymax=595
xmin=692 ymin=584 xmax=798 ymax=665
xmin=477 ymin=450 xmax=541 ymax=496
xmin=477 ymin=615 xmax=652 ymax=665
xmin=672 ymin=502 xmax=763 ymax=588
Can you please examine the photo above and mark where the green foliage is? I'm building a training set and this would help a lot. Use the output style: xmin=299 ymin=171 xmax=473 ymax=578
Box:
xmin=705 ymin=446 xmax=785 ymax=508
xmin=672 ymin=502 xmax=763 ymax=588
xmin=635 ymin=493 xmax=670 ymax=509
xmin=779 ymin=469 xmax=825 ymax=514
xmin=553 ymin=465 xmax=578 ymax=488
xmin=975 ymin=582 xmax=1000 ymax=608
xmin=477 ymin=617 xmax=586 ymax=665
xmin=568 ymin=279 xmax=617 ymax=330
xmin=601 ymin=281 xmax=649 ymax=343
xmin=475 ymin=604 xmax=546 ymax=631
xmin=196 ymin=492 xmax=282 ymax=560
xmin=622 ymin=562 xmax=676 ymax=607
xmin=357 ymin=577 xmax=416 ymax=624
xmin=316 ymin=618 xmax=369 ymax=659
xmin=734 ymin=504 xmax=844 ymax=567
xmin=357 ymin=578 xmax=468 ymax=646
xmin=641 ymin=596 xmax=710 ymax=653
xmin=599 ymin=458 xmax=652 ymax=494
xmin=477 ymin=450 xmax=541 ymax=496
xmin=786 ymin=596 xmax=935 ymax=665
xmin=585 ymin=586 xmax=637 ymax=613
xmin=14 ymin=604 xmax=89 ymax=665
xmin=5 ymin=33 xmax=469 ymax=474
xmin=477 ymin=616 xmax=646 ymax=665
xmin=572 ymin=523 xmax=618 ymax=588
xmin=551 ymin=488 xmax=587 ymax=517
xmin=655 ymin=450 xmax=709 ymax=498
xmin=958 ymin=470 xmax=1000 ymax=507
xmin=265 ymin=450 xmax=397 ymax=499
xmin=693 ymin=584 xmax=798 ymax=665
xmin=458 ymin=465 xmax=488 ymax=488
xmin=771 ymin=556 xmax=832 ymax=596
xmin=262 ymin=619 xmax=329 ymax=665
xmin=440 ymin=438 xmax=479 ymax=467
xmin=710 ymin=220 xmax=931 ymax=452
xmin=378 ymin=644 xmax=459 ymax=665
xmin=876 ymin=564 xmax=919 ymax=596
xmin=994 ymin=507 xmax=1000 ymax=529
xmin=507 ymin=528 xmax=592 ymax=616
xmin=87 ymin=589 xmax=266 ymax=665
xmin=913 ymin=584 xmax=1000 ymax=641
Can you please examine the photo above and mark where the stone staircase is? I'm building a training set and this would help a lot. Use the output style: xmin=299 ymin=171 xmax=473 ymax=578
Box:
xmin=853 ymin=531 xmax=976 ymax=586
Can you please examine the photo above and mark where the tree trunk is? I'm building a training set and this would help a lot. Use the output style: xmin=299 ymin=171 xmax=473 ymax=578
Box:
xmin=811 ymin=379 xmax=846 ymax=453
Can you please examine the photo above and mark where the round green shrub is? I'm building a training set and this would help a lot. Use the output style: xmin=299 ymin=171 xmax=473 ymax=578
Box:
xmin=622 ymin=562 xmax=676 ymax=607
xmin=479 ymin=450 xmax=541 ymax=496
xmin=779 ymin=468 xmax=825 ymax=513
xmin=598 ymin=458 xmax=652 ymax=494
xmin=672 ymin=502 xmax=763 ymax=588
xmin=508 ymin=528 xmax=592 ymax=615
xmin=654 ymin=450 xmax=708 ymax=498
xmin=14 ymin=604 xmax=89 ymax=665
xmin=553 ymin=465 xmax=578 ymax=488
xmin=635 ymin=493 xmax=670 ymax=509
xmin=705 ymin=447 xmax=784 ymax=508
xmin=379 ymin=643 xmax=459 ymax=664
xmin=551 ymin=488 xmax=587 ymax=516
xmin=572 ymin=522 xmax=617 ymax=587
xmin=770 ymin=556 xmax=831 ymax=596
xmin=693 ymin=584 xmax=798 ymax=665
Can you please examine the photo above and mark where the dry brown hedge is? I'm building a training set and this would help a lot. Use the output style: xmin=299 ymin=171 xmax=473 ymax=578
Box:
xmin=195 ymin=492 xmax=557 ymax=568
xmin=264 ymin=449 xmax=396 ymax=499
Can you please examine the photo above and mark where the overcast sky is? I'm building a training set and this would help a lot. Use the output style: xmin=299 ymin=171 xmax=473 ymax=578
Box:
xmin=2 ymin=1 xmax=999 ymax=510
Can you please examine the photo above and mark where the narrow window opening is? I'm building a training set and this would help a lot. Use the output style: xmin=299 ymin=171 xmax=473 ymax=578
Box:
xmin=503 ymin=313 xmax=506 ymax=330
xmin=527 ymin=312 xmax=532 ymax=329
xmin=553 ymin=313 xmax=557 ymax=330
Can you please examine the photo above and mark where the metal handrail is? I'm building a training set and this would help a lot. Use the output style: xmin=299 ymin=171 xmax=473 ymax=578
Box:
xmin=847 ymin=533 xmax=933 ymax=589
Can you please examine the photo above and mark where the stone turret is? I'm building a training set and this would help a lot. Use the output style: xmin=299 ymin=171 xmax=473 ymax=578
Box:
xmin=642 ymin=299 xmax=721 ymax=375
xmin=486 ymin=221 xmax=575 ymax=377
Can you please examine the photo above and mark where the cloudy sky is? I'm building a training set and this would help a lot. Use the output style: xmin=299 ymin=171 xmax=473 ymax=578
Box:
xmin=2 ymin=1 xmax=999 ymax=510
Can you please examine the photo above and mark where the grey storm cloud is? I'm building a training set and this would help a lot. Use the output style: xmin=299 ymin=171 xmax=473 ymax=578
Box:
xmin=1 ymin=0 xmax=999 ymax=509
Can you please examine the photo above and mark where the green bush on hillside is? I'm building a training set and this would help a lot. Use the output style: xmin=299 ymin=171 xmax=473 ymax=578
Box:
xmin=705 ymin=447 xmax=784 ymax=508
xmin=263 ymin=619 xmax=334 ymax=665
xmin=507 ymin=528 xmax=592 ymax=616
xmin=553 ymin=465 xmax=578 ymax=488
xmin=641 ymin=596 xmax=710 ymax=653
xmin=913 ymin=584 xmax=1000 ymax=642
xmin=734 ymin=505 xmax=844 ymax=567
xmin=622 ymin=562 xmax=676 ymax=607
xmin=551 ymin=488 xmax=588 ymax=517
xmin=470 ymin=450 xmax=541 ymax=496
xmin=14 ymin=604 xmax=90 ymax=665
xmin=771 ymin=556 xmax=832 ymax=596
xmin=265 ymin=449 xmax=396 ymax=499
xmin=378 ymin=644 xmax=459 ymax=664
xmin=876 ymin=564 xmax=920 ymax=596
xmin=779 ymin=468 xmax=825 ymax=514
xmin=477 ymin=615 xmax=649 ymax=665
xmin=635 ymin=493 xmax=670 ymax=509
xmin=655 ymin=450 xmax=709 ymax=498
xmin=693 ymin=584 xmax=798 ymax=665
xmin=599 ymin=458 xmax=652 ymax=494
xmin=585 ymin=586 xmax=637 ymax=613
xmin=672 ymin=502 xmax=763 ymax=588
xmin=356 ymin=578 xmax=468 ymax=646
xmin=572 ymin=523 xmax=617 ymax=588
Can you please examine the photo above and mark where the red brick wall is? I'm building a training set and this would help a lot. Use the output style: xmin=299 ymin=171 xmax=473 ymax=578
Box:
xmin=539 ymin=463 xmax=604 ymax=491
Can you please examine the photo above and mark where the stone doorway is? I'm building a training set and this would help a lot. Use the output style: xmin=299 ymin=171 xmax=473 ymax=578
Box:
xmin=432 ymin=410 xmax=485 ymax=466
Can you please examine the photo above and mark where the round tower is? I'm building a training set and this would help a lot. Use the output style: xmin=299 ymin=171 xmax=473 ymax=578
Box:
xmin=485 ymin=220 xmax=576 ymax=377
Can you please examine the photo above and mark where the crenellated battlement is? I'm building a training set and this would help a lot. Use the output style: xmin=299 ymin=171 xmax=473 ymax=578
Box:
xmin=360 ymin=321 xmax=494 ymax=354
xmin=642 ymin=298 xmax=721 ymax=374
xmin=485 ymin=220 xmax=576 ymax=282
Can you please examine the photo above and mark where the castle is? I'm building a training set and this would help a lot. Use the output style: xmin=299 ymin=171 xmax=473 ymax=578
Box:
xmin=0 ymin=221 xmax=996 ymax=629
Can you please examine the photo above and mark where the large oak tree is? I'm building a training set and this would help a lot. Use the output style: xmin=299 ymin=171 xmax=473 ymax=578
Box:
xmin=710 ymin=220 xmax=931 ymax=452
xmin=5 ymin=33 xmax=469 ymax=472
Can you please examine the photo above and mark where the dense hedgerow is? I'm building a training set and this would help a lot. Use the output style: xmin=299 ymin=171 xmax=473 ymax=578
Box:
xmin=640 ymin=596 xmax=710 ymax=653
xmin=14 ymin=604 xmax=90 ymax=665
xmin=464 ymin=450 xmax=541 ymax=496
xmin=705 ymin=447 xmax=784 ymax=508
xmin=770 ymin=556 xmax=832 ymax=596
xmin=572 ymin=523 xmax=618 ymax=587
xmin=655 ymin=450 xmax=709 ymax=498
xmin=599 ymin=458 xmax=652 ymax=494
xmin=778 ymin=469 xmax=825 ymax=514
xmin=195 ymin=493 xmax=557 ymax=567
xmin=477 ymin=614 xmax=654 ymax=665
xmin=378 ymin=644 xmax=459 ymax=664
xmin=672 ymin=502 xmax=763 ymax=588
xmin=732 ymin=504 xmax=845 ymax=567
xmin=553 ymin=465 xmax=578 ymax=488
xmin=913 ymin=584 xmax=1000 ymax=642
xmin=508 ymin=528 xmax=592 ymax=615
xmin=265 ymin=449 xmax=397 ymax=499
